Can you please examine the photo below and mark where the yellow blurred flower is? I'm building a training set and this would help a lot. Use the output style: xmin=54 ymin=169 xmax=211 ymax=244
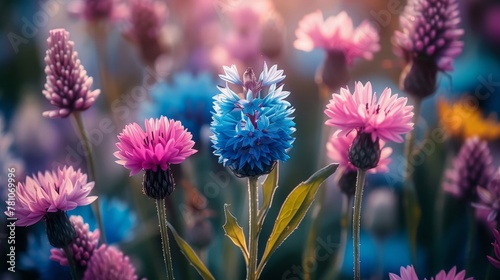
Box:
xmin=437 ymin=97 xmax=500 ymax=141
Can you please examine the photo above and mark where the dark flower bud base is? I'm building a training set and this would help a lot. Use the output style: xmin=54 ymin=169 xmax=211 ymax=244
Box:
xmin=143 ymin=166 xmax=175 ymax=199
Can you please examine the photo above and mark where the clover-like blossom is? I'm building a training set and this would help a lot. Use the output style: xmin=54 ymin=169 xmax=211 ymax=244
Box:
xmin=473 ymin=168 xmax=500 ymax=222
xmin=42 ymin=29 xmax=101 ymax=118
xmin=140 ymin=72 xmax=217 ymax=142
xmin=444 ymin=137 xmax=493 ymax=200
xmin=325 ymin=82 xmax=414 ymax=143
xmin=50 ymin=215 xmax=100 ymax=267
xmin=83 ymin=245 xmax=138 ymax=280
xmin=211 ymin=63 xmax=295 ymax=177
xmin=294 ymin=10 xmax=380 ymax=65
xmin=394 ymin=0 xmax=464 ymax=72
xmin=327 ymin=130 xmax=392 ymax=174
xmin=10 ymin=166 xmax=97 ymax=227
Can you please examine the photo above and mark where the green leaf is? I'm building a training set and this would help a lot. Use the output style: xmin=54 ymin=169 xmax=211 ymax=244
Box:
xmin=223 ymin=204 xmax=249 ymax=264
xmin=166 ymin=221 xmax=215 ymax=280
xmin=258 ymin=163 xmax=279 ymax=229
xmin=258 ymin=163 xmax=339 ymax=275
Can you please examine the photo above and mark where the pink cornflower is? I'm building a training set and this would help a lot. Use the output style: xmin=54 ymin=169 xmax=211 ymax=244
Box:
xmin=83 ymin=245 xmax=138 ymax=280
xmin=326 ymin=130 xmax=392 ymax=173
xmin=114 ymin=116 xmax=196 ymax=198
xmin=389 ymin=265 xmax=419 ymax=280
xmin=294 ymin=10 xmax=380 ymax=65
xmin=428 ymin=267 xmax=473 ymax=280
xmin=325 ymin=81 xmax=414 ymax=143
xmin=11 ymin=166 xmax=97 ymax=227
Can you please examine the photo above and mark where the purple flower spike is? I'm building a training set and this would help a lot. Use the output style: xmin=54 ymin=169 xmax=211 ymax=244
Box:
xmin=444 ymin=137 xmax=493 ymax=200
xmin=42 ymin=29 xmax=101 ymax=118
xmin=488 ymin=228 xmax=500 ymax=269
xmin=474 ymin=168 xmax=500 ymax=222
xmin=50 ymin=215 xmax=100 ymax=267
xmin=394 ymin=0 xmax=464 ymax=72
xmin=84 ymin=245 xmax=138 ymax=280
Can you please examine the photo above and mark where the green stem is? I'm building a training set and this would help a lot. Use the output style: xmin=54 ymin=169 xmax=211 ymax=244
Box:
xmin=465 ymin=206 xmax=476 ymax=273
xmin=63 ymin=245 xmax=80 ymax=280
xmin=247 ymin=177 xmax=259 ymax=280
xmin=403 ymin=97 xmax=422 ymax=266
xmin=156 ymin=198 xmax=175 ymax=279
xmin=72 ymin=112 xmax=106 ymax=244
xmin=353 ymin=169 xmax=367 ymax=280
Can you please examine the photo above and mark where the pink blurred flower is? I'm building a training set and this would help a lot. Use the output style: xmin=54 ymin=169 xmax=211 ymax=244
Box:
xmin=325 ymin=81 xmax=414 ymax=143
xmin=68 ymin=0 xmax=126 ymax=22
xmin=83 ymin=245 xmax=138 ymax=280
xmin=10 ymin=166 xmax=97 ymax=227
xmin=326 ymin=130 xmax=392 ymax=173
xmin=488 ymin=228 xmax=500 ymax=269
xmin=428 ymin=266 xmax=473 ymax=280
xmin=42 ymin=29 xmax=101 ymax=118
xmin=294 ymin=10 xmax=380 ymax=65
xmin=50 ymin=215 xmax=100 ymax=267
xmin=473 ymin=167 xmax=500 ymax=221
xmin=114 ymin=116 xmax=197 ymax=176
xmin=389 ymin=265 xmax=419 ymax=280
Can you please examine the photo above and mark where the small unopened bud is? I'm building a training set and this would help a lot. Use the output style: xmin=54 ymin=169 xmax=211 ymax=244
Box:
xmin=337 ymin=169 xmax=358 ymax=196
xmin=364 ymin=188 xmax=398 ymax=241
xmin=348 ymin=132 xmax=381 ymax=170
xmin=243 ymin=67 xmax=261 ymax=94
xmin=186 ymin=217 xmax=213 ymax=249
xmin=400 ymin=58 xmax=438 ymax=99
xmin=259 ymin=13 xmax=285 ymax=59
xmin=143 ymin=166 xmax=175 ymax=199
xmin=315 ymin=50 xmax=350 ymax=92
xmin=45 ymin=211 xmax=77 ymax=248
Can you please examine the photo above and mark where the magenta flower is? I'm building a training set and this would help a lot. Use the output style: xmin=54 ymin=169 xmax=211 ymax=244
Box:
xmin=294 ymin=10 xmax=380 ymax=65
xmin=42 ymin=29 xmax=101 ymax=118
xmin=429 ymin=267 xmax=473 ymax=280
xmin=50 ymin=215 xmax=100 ymax=267
xmin=325 ymin=81 xmax=414 ymax=143
xmin=114 ymin=116 xmax=196 ymax=198
xmin=444 ymin=137 xmax=493 ymax=200
xmin=473 ymin=168 xmax=500 ymax=221
xmin=394 ymin=0 xmax=464 ymax=72
xmin=83 ymin=245 xmax=138 ymax=280
xmin=389 ymin=265 xmax=419 ymax=280
xmin=11 ymin=166 xmax=97 ymax=227
xmin=488 ymin=228 xmax=500 ymax=269
xmin=68 ymin=0 xmax=125 ymax=22
xmin=326 ymin=130 xmax=392 ymax=173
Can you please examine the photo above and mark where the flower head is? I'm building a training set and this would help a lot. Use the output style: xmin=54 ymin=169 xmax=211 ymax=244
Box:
xmin=327 ymin=130 xmax=392 ymax=174
xmin=68 ymin=0 xmax=124 ymax=22
xmin=389 ymin=265 xmax=419 ymax=280
xmin=325 ymin=81 xmax=414 ymax=143
xmin=444 ymin=137 xmax=493 ymax=200
xmin=294 ymin=10 xmax=380 ymax=65
xmin=9 ymin=166 xmax=97 ymax=227
xmin=488 ymin=228 xmax=500 ymax=269
xmin=473 ymin=168 xmax=500 ymax=222
xmin=394 ymin=0 xmax=464 ymax=72
xmin=437 ymin=98 xmax=500 ymax=141
xmin=140 ymin=72 xmax=217 ymax=142
xmin=429 ymin=266 xmax=473 ymax=280
xmin=50 ymin=215 xmax=100 ymax=267
xmin=211 ymin=63 xmax=295 ymax=177
xmin=83 ymin=245 xmax=138 ymax=280
xmin=42 ymin=29 xmax=101 ymax=118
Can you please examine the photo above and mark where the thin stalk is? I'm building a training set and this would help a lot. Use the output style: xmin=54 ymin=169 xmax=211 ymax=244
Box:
xmin=72 ymin=112 xmax=106 ymax=244
xmin=376 ymin=240 xmax=384 ymax=280
xmin=323 ymin=194 xmax=353 ymax=280
xmin=156 ymin=198 xmax=175 ymax=279
xmin=353 ymin=169 xmax=367 ymax=280
xmin=247 ymin=177 xmax=259 ymax=280
xmin=465 ymin=206 xmax=476 ymax=272
xmin=63 ymin=245 xmax=80 ymax=280
xmin=403 ymin=97 xmax=422 ymax=266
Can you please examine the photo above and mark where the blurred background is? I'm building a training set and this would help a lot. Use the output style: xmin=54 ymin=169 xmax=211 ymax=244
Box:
xmin=1 ymin=0 xmax=500 ymax=279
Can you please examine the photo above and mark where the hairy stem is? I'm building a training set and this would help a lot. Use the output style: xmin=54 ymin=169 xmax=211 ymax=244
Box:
xmin=353 ymin=169 xmax=367 ymax=280
xmin=247 ymin=177 xmax=259 ymax=280
xmin=156 ymin=198 xmax=175 ymax=279
xmin=63 ymin=245 xmax=80 ymax=280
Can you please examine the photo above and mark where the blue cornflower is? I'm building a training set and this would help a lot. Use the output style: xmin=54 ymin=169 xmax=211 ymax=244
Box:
xmin=140 ymin=71 xmax=217 ymax=142
xmin=211 ymin=63 xmax=295 ymax=177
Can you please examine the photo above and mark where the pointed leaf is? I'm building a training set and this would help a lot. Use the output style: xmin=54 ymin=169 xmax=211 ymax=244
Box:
xmin=258 ymin=163 xmax=279 ymax=228
xmin=258 ymin=164 xmax=338 ymax=275
xmin=166 ymin=221 xmax=215 ymax=280
xmin=223 ymin=204 xmax=249 ymax=264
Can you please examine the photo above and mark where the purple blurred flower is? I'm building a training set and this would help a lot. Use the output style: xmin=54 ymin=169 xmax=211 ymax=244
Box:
xmin=68 ymin=0 xmax=125 ymax=22
xmin=123 ymin=0 xmax=168 ymax=66
xmin=42 ymin=29 xmax=101 ymax=118
xmin=473 ymin=168 xmax=500 ymax=221
xmin=50 ymin=215 xmax=100 ymax=267
xmin=488 ymin=228 xmax=500 ymax=269
xmin=83 ymin=245 xmax=138 ymax=280
xmin=8 ymin=166 xmax=97 ymax=227
xmin=389 ymin=265 xmax=419 ymax=280
xmin=444 ymin=137 xmax=493 ymax=200
xmin=389 ymin=265 xmax=473 ymax=280
xmin=394 ymin=0 xmax=464 ymax=72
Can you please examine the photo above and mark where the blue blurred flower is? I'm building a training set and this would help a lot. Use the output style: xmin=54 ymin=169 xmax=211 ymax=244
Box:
xmin=68 ymin=198 xmax=137 ymax=244
xmin=20 ymin=234 xmax=70 ymax=280
xmin=211 ymin=63 xmax=295 ymax=177
xmin=140 ymin=72 xmax=217 ymax=142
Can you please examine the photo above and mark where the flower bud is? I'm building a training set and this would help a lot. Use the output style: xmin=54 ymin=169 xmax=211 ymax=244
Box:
xmin=348 ymin=132 xmax=381 ymax=170
xmin=45 ymin=211 xmax=77 ymax=248
xmin=143 ymin=166 xmax=175 ymax=199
